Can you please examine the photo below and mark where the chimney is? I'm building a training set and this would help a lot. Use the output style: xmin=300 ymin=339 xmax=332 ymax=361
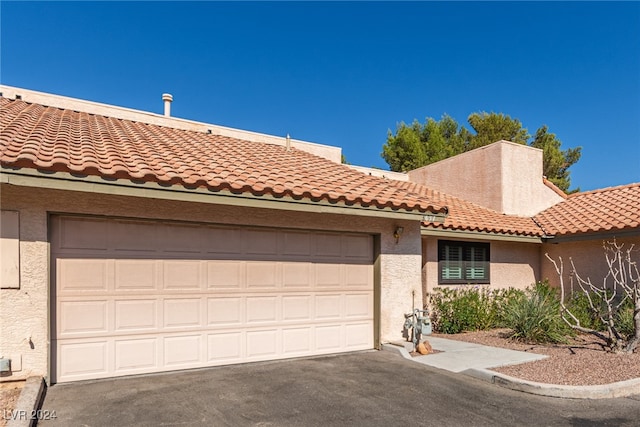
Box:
xmin=162 ymin=93 xmax=173 ymax=116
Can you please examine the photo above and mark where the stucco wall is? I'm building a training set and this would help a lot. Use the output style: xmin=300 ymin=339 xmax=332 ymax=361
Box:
xmin=421 ymin=236 xmax=541 ymax=304
xmin=541 ymin=236 xmax=640 ymax=291
xmin=407 ymin=141 xmax=564 ymax=216
xmin=0 ymin=183 xmax=422 ymax=381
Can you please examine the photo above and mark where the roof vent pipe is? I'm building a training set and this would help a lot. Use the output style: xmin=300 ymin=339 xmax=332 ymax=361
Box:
xmin=162 ymin=93 xmax=173 ymax=117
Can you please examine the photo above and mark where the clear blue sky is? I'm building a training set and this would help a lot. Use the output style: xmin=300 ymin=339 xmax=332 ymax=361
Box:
xmin=2 ymin=1 xmax=639 ymax=192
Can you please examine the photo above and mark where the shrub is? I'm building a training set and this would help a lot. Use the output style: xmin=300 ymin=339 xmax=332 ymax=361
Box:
xmin=565 ymin=290 xmax=634 ymax=336
xmin=616 ymin=297 xmax=635 ymax=339
xmin=503 ymin=281 xmax=571 ymax=344
xmin=565 ymin=291 xmax=605 ymax=331
xmin=429 ymin=286 xmax=524 ymax=334
xmin=492 ymin=287 xmax=526 ymax=327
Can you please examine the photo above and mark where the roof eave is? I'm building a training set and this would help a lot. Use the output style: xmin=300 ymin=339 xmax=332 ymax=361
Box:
xmin=1 ymin=167 xmax=446 ymax=222
xmin=542 ymin=228 xmax=640 ymax=244
xmin=420 ymin=226 xmax=544 ymax=243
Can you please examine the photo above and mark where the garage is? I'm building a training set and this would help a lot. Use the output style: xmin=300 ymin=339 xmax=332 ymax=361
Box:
xmin=51 ymin=215 xmax=374 ymax=383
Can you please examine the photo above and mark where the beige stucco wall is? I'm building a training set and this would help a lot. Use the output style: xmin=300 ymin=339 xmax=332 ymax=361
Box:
xmin=408 ymin=141 xmax=564 ymax=216
xmin=421 ymin=236 xmax=541 ymax=305
xmin=541 ymin=236 xmax=640 ymax=291
xmin=0 ymin=183 xmax=422 ymax=381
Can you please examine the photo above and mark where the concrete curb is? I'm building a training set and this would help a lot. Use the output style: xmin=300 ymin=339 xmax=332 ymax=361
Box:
xmin=7 ymin=376 xmax=46 ymax=427
xmin=382 ymin=343 xmax=640 ymax=399
xmin=463 ymin=368 xmax=640 ymax=399
xmin=382 ymin=342 xmax=414 ymax=360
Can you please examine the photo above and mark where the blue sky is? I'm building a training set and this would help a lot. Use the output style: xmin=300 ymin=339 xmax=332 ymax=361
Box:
xmin=2 ymin=1 xmax=639 ymax=192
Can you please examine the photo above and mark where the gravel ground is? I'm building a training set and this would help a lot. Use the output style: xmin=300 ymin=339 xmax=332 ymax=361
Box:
xmin=432 ymin=329 xmax=640 ymax=386
xmin=0 ymin=381 xmax=25 ymax=427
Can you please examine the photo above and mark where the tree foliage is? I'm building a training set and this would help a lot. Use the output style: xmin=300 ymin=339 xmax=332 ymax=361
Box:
xmin=382 ymin=112 xmax=582 ymax=192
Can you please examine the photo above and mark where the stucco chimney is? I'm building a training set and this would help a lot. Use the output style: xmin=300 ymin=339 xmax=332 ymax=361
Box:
xmin=162 ymin=93 xmax=173 ymax=117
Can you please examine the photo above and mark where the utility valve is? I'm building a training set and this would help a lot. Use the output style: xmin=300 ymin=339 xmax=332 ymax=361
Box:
xmin=403 ymin=308 xmax=432 ymax=350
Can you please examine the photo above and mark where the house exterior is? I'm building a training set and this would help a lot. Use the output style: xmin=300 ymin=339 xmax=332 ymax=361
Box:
xmin=380 ymin=145 xmax=638 ymax=307
xmin=536 ymin=183 xmax=640 ymax=289
xmin=1 ymin=86 xmax=638 ymax=384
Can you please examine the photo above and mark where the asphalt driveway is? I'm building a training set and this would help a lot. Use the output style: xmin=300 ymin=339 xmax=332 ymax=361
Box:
xmin=38 ymin=350 xmax=639 ymax=426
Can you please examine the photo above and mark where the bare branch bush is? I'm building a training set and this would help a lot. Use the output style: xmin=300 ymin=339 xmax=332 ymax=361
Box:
xmin=545 ymin=240 xmax=639 ymax=353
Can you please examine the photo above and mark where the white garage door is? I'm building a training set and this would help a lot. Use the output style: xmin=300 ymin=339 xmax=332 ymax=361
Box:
xmin=51 ymin=215 xmax=374 ymax=383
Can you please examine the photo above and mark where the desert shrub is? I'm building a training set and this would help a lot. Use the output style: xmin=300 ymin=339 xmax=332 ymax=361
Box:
xmin=565 ymin=291 xmax=610 ymax=331
xmin=503 ymin=281 xmax=571 ymax=344
xmin=616 ymin=297 xmax=636 ymax=339
xmin=565 ymin=290 xmax=634 ymax=336
xmin=429 ymin=286 xmax=524 ymax=334
xmin=492 ymin=288 xmax=526 ymax=327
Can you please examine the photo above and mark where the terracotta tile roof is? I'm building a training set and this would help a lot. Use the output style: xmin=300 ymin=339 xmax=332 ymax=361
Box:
xmin=390 ymin=180 xmax=544 ymax=237
xmin=534 ymin=183 xmax=640 ymax=236
xmin=543 ymin=177 xmax=568 ymax=199
xmin=0 ymin=97 xmax=446 ymax=214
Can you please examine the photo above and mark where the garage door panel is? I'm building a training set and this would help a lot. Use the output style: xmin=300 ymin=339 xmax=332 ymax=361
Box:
xmin=58 ymin=259 xmax=110 ymax=292
xmin=282 ymin=231 xmax=312 ymax=257
xmin=114 ymin=260 xmax=157 ymax=290
xmin=315 ymin=325 xmax=342 ymax=350
xmin=245 ymin=229 xmax=278 ymax=255
xmin=52 ymin=215 xmax=374 ymax=383
xmin=164 ymin=335 xmax=201 ymax=366
xmin=345 ymin=294 xmax=373 ymax=318
xmin=346 ymin=323 xmax=374 ymax=348
xmin=58 ymin=341 xmax=108 ymax=378
xmin=208 ymin=332 xmax=243 ymax=362
xmin=246 ymin=297 xmax=278 ymax=323
xmin=315 ymin=264 xmax=342 ymax=287
xmin=315 ymin=233 xmax=342 ymax=258
xmin=246 ymin=262 xmax=278 ymax=288
xmin=163 ymin=299 xmax=201 ymax=328
xmin=59 ymin=300 xmax=108 ymax=336
xmin=282 ymin=263 xmax=312 ymax=288
xmin=58 ymin=217 xmax=109 ymax=250
xmin=114 ymin=338 xmax=158 ymax=371
xmin=163 ymin=260 xmax=203 ymax=290
xmin=246 ymin=329 xmax=279 ymax=358
xmin=282 ymin=295 xmax=312 ymax=321
xmin=207 ymin=261 xmax=244 ymax=289
xmin=109 ymin=221 xmax=158 ymax=252
xmin=344 ymin=235 xmax=372 ymax=259
xmin=282 ymin=327 xmax=312 ymax=355
xmin=114 ymin=300 xmax=157 ymax=331
xmin=315 ymin=295 xmax=342 ymax=319
xmin=207 ymin=297 xmax=243 ymax=325
xmin=345 ymin=264 xmax=373 ymax=287
xmin=204 ymin=227 xmax=242 ymax=255
xmin=163 ymin=224 xmax=203 ymax=253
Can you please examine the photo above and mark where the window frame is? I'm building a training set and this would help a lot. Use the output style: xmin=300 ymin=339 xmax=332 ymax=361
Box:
xmin=437 ymin=240 xmax=490 ymax=284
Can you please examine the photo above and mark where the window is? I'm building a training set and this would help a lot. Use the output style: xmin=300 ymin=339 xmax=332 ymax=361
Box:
xmin=438 ymin=240 xmax=489 ymax=284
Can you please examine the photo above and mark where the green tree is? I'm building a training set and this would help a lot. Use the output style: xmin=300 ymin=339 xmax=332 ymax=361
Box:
xmin=381 ymin=112 xmax=582 ymax=192
xmin=467 ymin=112 xmax=530 ymax=149
xmin=530 ymin=126 xmax=582 ymax=192
xmin=382 ymin=115 xmax=467 ymax=172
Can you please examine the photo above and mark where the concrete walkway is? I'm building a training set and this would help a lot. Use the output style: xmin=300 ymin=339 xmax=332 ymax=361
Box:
xmin=383 ymin=336 xmax=640 ymax=399
xmin=392 ymin=336 xmax=547 ymax=372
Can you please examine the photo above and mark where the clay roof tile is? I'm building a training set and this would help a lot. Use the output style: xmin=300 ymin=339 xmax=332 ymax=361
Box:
xmin=0 ymin=96 xmax=446 ymax=216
